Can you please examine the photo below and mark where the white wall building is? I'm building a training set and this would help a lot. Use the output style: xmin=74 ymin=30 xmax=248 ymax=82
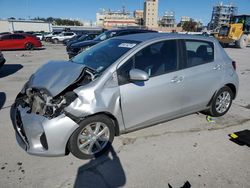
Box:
xmin=0 ymin=19 xmax=52 ymax=33
xmin=96 ymin=8 xmax=136 ymax=28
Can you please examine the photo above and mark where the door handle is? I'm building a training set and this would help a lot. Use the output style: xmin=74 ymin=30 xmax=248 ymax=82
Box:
xmin=171 ymin=76 xmax=184 ymax=83
xmin=213 ymin=65 xmax=222 ymax=70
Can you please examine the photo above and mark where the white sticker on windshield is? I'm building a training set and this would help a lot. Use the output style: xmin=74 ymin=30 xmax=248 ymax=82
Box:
xmin=118 ymin=43 xmax=137 ymax=48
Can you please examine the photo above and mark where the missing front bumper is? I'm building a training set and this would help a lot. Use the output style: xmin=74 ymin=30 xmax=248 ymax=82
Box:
xmin=10 ymin=105 xmax=79 ymax=157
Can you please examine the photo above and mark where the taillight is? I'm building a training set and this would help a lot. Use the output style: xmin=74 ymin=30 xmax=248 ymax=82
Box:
xmin=232 ymin=61 xmax=236 ymax=70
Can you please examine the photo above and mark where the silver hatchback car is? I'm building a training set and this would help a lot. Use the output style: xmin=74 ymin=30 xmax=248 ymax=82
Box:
xmin=11 ymin=33 xmax=239 ymax=159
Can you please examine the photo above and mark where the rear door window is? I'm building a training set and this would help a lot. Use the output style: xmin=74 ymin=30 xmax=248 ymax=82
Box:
xmin=184 ymin=40 xmax=214 ymax=68
xmin=1 ymin=35 xmax=12 ymax=40
xmin=12 ymin=34 xmax=25 ymax=40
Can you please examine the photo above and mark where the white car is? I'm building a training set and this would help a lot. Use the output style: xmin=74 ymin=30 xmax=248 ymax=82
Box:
xmin=44 ymin=31 xmax=61 ymax=42
xmin=34 ymin=33 xmax=44 ymax=41
xmin=51 ymin=32 xmax=76 ymax=44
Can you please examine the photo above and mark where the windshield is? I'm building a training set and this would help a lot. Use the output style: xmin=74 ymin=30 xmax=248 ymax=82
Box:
xmin=231 ymin=16 xmax=245 ymax=24
xmin=94 ymin=31 xmax=117 ymax=41
xmin=78 ymin=34 xmax=88 ymax=40
xmin=71 ymin=39 xmax=140 ymax=73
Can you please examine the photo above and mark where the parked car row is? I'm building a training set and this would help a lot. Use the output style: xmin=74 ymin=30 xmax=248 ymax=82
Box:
xmin=63 ymin=33 xmax=99 ymax=46
xmin=66 ymin=28 xmax=157 ymax=59
xmin=0 ymin=33 xmax=42 ymax=50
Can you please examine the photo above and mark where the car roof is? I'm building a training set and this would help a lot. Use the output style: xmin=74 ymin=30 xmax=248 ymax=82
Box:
xmin=115 ymin=32 xmax=217 ymax=43
xmin=108 ymin=28 xmax=155 ymax=33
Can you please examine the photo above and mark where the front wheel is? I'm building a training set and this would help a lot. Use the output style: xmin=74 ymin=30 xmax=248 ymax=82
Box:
xmin=68 ymin=115 xmax=115 ymax=159
xmin=207 ymin=86 xmax=233 ymax=117
xmin=25 ymin=43 xmax=34 ymax=50
xmin=236 ymin=34 xmax=248 ymax=48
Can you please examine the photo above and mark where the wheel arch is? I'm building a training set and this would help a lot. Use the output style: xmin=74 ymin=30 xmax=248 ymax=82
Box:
xmin=90 ymin=112 xmax=120 ymax=136
xmin=207 ymin=83 xmax=237 ymax=107
xmin=225 ymin=83 xmax=236 ymax=99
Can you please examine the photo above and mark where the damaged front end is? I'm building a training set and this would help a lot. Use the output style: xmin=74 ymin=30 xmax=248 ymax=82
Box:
xmin=16 ymin=88 xmax=78 ymax=119
xmin=11 ymin=61 xmax=98 ymax=156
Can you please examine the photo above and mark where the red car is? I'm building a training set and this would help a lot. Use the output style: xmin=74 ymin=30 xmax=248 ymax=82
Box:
xmin=0 ymin=33 xmax=42 ymax=50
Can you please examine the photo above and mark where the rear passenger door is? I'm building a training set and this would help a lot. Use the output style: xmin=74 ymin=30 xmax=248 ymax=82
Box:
xmin=11 ymin=34 xmax=25 ymax=48
xmin=179 ymin=39 xmax=223 ymax=112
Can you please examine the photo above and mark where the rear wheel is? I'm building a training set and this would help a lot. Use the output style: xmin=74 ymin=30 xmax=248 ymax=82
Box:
xmin=68 ymin=115 xmax=115 ymax=159
xmin=25 ymin=43 xmax=34 ymax=50
xmin=53 ymin=39 xmax=59 ymax=44
xmin=236 ymin=34 xmax=248 ymax=48
xmin=207 ymin=86 xmax=233 ymax=117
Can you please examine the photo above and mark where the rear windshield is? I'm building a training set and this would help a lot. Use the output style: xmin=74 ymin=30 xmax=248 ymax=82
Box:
xmin=71 ymin=39 xmax=140 ymax=73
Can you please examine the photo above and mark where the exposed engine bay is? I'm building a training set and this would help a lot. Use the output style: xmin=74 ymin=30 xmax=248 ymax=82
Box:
xmin=15 ymin=68 xmax=97 ymax=119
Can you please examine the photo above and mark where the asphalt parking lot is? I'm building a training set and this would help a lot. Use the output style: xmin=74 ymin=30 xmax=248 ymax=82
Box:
xmin=0 ymin=42 xmax=249 ymax=188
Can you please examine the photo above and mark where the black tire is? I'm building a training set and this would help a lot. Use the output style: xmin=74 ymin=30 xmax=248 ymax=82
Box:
xmin=68 ymin=114 xmax=115 ymax=159
xmin=25 ymin=43 xmax=34 ymax=50
xmin=207 ymin=86 xmax=233 ymax=117
xmin=220 ymin=42 xmax=229 ymax=48
xmin=236 ymin=34 xmax=248 ymax=49
xmin=53 ymin=39 xmax=59 ymax=44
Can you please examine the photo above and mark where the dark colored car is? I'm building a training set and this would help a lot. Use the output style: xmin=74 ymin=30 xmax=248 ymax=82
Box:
xmin=63 ymin=33 xmax=99 ymax=46
xmin=62 ymin=35 xmax=81 ymax=45
xmin=67 ymin=29 xmax=157 ymax=59
xmin=0 ymin=51 xmax=6 ymax=68
xmin=0 ymin=33 xmax=42 ymax=50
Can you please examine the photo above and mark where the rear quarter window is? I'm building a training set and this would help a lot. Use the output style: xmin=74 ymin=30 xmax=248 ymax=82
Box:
xmin=184 ymin=40 xmax=214 ymax=68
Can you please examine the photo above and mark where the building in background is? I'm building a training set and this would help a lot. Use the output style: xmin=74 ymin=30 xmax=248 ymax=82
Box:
xmin=179 ymin=16 xmax=191 ymax=27
xmin=208 ymin=2 xmax=237 ymax=31
xmin=134 ymin=10 xmax=144 ymax=26
xmin=0 ymin=19 xmax=52 ymax=33
xmin=143 ymin=0 xmax=158 ymax=28
xmin=159 ymin=11 xmax=176 ymax=27
xmin=96 ymin=7 xmax=136 ymax=28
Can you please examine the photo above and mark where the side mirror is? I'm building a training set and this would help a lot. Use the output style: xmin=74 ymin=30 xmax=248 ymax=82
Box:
xmin=129 ymin=69 xmax=149 ymax=81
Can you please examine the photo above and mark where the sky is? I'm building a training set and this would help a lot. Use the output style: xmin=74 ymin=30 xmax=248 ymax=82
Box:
xmin=0 ymin=0 xmax=250 ymax=25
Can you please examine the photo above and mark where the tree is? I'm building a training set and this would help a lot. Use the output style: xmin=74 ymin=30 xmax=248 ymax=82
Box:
xmin=182 ymin=21 xmax=197 ymax=32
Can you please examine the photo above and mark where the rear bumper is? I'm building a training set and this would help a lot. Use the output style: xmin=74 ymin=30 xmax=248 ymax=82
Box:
xmin=10 ymin=105 xmax=79 ymax=157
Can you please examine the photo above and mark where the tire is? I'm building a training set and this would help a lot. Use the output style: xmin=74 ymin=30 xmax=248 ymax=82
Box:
xmin=68 ymin=114 xmax=115 ymax=159
xmin=207 ymin=86 xmax=233 ymax=117
xmin=53 ymin=39 xmax=59 ymax=44
xmin=220 ymin=42 xmax=229 ymax=48
xmin=236 ymin=34 xmax=248 ymax=48
xmin=25 ymin=43 xmax=34 ymax=50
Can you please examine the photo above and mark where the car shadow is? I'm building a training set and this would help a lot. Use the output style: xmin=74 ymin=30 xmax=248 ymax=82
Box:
xmin=0 ymin=64 xmax=23 ymax=78
xmin=0 ymin=48 xmax=45 ymax=51
xmin=74 ymin=146 xmax=126 ymax=188
xmin=0 ymin=92 xmax=6 ymax=110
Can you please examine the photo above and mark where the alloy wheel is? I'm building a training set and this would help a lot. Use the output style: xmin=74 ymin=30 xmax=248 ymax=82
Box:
xmin=77 ymin=122 xmax=110 ymax=155
xmin=215 ymin=91 xmax=231 ymax=114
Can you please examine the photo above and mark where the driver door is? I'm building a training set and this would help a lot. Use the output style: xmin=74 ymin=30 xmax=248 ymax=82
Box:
xmin=118 ymin=40 xmax=185 ymax=130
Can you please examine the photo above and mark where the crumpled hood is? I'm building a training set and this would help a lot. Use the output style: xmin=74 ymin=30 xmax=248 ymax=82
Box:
xmin=27 ymin=61 xmax=85 ymax=97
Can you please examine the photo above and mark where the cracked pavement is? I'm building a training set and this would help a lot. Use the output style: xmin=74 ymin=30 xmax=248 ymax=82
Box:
xmin=0 ymin=43 xmax=249 ymax=188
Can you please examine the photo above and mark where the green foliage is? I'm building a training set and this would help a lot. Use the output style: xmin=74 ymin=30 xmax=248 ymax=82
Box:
xmin=32 ymin=17 xmax=83 ymax=26
xmin=182 ymin=21 xmax=197 ymax=32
